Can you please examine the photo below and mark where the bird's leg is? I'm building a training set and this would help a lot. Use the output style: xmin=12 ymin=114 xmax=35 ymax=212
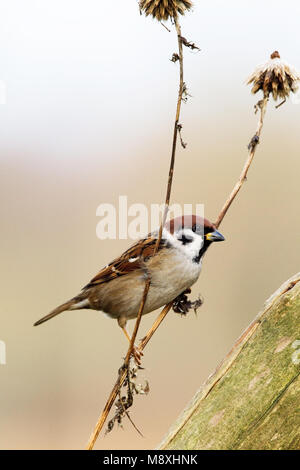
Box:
xmin=121 ymin=327 xmax=144 ymax=365
xmin=118 ymin=318 xmax=143 ymax=365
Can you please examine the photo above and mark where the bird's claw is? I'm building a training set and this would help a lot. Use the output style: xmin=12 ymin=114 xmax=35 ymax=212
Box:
xmin=131 ymin=346 xmax=143 ymax=365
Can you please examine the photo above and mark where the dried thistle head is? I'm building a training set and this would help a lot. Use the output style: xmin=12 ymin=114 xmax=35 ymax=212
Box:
xmin=139 ymin=0 xmax=193 ymax=21
xmin=247 ymin=51 xmax=300 ymax=101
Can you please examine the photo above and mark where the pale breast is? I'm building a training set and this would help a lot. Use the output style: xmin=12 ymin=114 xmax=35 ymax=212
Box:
xmin=86 ymin=246 xmax=202 ymax=321
xmin=143 ymin=247 xmax=202 ymax=314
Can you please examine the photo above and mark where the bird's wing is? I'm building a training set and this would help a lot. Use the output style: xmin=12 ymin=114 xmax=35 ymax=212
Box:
xmin=83 ymin=236 xmax=165 ymax=289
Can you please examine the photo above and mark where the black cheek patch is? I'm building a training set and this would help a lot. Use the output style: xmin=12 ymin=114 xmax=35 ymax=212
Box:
xmin=193 ymin=241 xmax=211 ymax=264
xmin=180 ymin=234 xmax=194 ymax=245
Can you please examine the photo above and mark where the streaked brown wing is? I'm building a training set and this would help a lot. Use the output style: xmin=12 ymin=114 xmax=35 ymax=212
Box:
xmin=83 ymin=236 xmax=164 ymax=289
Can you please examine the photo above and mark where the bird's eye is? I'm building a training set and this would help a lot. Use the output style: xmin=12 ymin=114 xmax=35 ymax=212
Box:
xmin=180 ymin=233 xmax=194 ymax=245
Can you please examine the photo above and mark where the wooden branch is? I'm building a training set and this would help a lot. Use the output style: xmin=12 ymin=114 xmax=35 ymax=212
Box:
xmin=160 ymin=273 xmax=300 ymax=450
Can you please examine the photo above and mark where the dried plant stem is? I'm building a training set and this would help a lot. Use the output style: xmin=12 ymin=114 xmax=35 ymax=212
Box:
xmin=86 ymin=303 xmax=173 ymax=450
xmin=85 ymin=288 xmax=152 ymax=450
xmin=214 ymin=96 xmax=269 ymax=229
xmin=139 ymin=301 xmax=173 ymax=349
xmin=161 ymin=22 xmax=171 ymax=33
xmin=86 ymin=17 xmax=185 ymax=449
xmin=127 ymin=15 xmax=184 ymax=372
xmin=156 ymin=16 xmax=184 ymax=247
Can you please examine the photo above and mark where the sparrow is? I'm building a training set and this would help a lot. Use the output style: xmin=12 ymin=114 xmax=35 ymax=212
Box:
xmin=34 ymin=215 xmax=224 ymax=353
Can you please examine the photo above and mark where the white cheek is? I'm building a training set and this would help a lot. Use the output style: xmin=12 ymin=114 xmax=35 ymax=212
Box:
xmin=184 ymin=235 xmax=204 ymax=260
xmin=164 ymin=228 xmax=204 ymax=262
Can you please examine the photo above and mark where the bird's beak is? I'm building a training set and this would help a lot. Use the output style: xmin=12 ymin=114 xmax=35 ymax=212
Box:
xmin=206 ymin=230 xmax=225 ymax=242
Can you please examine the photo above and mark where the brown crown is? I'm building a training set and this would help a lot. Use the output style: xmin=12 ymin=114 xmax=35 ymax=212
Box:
xmin=166 ymin=215 xmax=215 ymax=234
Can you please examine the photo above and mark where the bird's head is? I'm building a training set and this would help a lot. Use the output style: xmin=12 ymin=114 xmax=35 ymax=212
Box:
xmin=165 ymin=215 xmax=225 ymax=263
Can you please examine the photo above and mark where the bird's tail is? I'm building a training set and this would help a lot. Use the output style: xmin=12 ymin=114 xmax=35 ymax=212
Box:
xmin=34 ymin=298 xmax=89 ymax=326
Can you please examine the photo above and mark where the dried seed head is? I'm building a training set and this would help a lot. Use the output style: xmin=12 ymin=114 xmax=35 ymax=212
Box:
xmin=247 ymin=51 xmax=300 ymax=100
xmin=139 ymin=0 xmax=193 ymax=21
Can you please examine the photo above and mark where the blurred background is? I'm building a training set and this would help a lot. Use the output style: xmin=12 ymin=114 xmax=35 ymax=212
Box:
xmin=0 ymin=0 xmax=299 ymax=450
